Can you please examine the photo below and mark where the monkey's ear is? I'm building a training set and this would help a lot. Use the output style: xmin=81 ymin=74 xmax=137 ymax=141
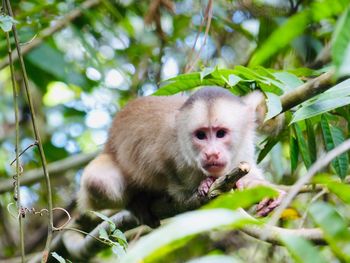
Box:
xmin=243 ymin=91 xmax=264 ymax=109
xmin=242 ymin=91 xmax=266 ymax=126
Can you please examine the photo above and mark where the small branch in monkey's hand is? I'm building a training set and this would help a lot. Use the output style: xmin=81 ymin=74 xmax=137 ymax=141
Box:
xmin=151 ymin=162 xmax=250 ymax=220
xmin=208 ymin=161 xmax=250 ymax=199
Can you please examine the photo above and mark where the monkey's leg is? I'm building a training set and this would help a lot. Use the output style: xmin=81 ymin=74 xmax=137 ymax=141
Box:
xmin=78 ymin=154 xmax=127 ymax=211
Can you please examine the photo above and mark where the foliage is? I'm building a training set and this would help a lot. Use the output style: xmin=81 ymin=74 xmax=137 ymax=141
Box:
xmin=91 ymin=211 xmax=128 ymax=257
xmin=0 ymin=0 xmax=350 ymax=262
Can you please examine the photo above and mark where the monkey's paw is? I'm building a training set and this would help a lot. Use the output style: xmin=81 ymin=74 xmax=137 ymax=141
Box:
xmin=256 ymin=189 xmax=286 ymax=217
xmin=198 ymin=176 xmax=216 ymax=197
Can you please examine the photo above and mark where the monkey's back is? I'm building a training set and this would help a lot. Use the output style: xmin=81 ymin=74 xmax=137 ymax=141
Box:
xmin=105 ymin=95 xmax=187 ymax=190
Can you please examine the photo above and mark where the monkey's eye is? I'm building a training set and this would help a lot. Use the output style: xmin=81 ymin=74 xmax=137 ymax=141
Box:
xmin=216 ymin=129 xmax=227 ymax=138
xmin=195 ymin=130 xmax=207 ymax=140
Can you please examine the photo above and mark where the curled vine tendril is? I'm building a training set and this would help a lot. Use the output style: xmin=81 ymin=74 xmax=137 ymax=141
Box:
xmin=7 ymin=203 xmax=71 ymax=231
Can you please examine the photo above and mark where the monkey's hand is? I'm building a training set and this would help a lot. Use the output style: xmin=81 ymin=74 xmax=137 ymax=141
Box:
xmin=207 ymin=162 xmax=250 ymax=199
xmin=236 ymin=178 xmax=286 ymax=217
xmin=255 ymin=189 xmax=286 ymax=217
xmin=198 ymin=176 xmax=216 ymax=197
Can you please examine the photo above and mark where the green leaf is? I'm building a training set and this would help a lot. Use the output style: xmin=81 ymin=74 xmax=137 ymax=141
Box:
xmin=186 ymin=255 xmax=241 ymax=263
xmin=111 ymin=229 xmax=128 ymax=248
xmin=305 ymin=119 xmax=317 ymax=164
xmin=332 ymin=8 xmax=350 ymax=77
xmin=249 ymin=0 xmax=349 ymax=66
xmin=99 ymin=227 xmax=110 ymax=240
xmin=112 ymin=242 xmax=126 ymax=257
xmin=313 ymin=176 xmax=350 ymax=204
xmin=309 ymin=202 xmax=350 ymax=261
xmin=51 ymin=252 xmax=66 ymax=263
xmin=287 ymin=68 xmax=319 ymax=77
xmin=26 ymin=43 xmax=86 ymax=87
xmin=325 ymin=182 xmax=350 ymax=204
xmin=155 ymin=67 xmax=284 ymax=96
xmin=144 ymin=235 xmax=197 ymax=262
xmin=320 ymin=115 xmax=349 ymax=179
xmin=273 ymin=72 xmax=304 ymax=93
xmin=228 ymin=74 xmax=242 ymax=86
xmin=264 ymin=92 xmax=282 ymax=121
xmin=314 ymin=78 xmax=350 ymax=100
xmin=155 ymin=73 xmax=224 ymax=95
xmin=249 ymin=11 xmax=310 ymax=66
xmin=0 ymin=14 xmax=18 ymax=32
xmin=292 ymin=97 xmax=350 ymax=123
xmin=204 ymin=186 xmax=278 ymax=210
xmin=291 ymin=78 xmax=350 ymax=123
xmin=90 ymin=211 xmax=116 ymax=232
xmin=280 ymin=235 xmax=328 ymax=263
xmin=293 ymin=123 xmax=312 ymax=168
xmin=200 ymin=67 xmax=215 ymax=81
xmin=257 ymin=134 xmax=281 ymax=163
xmin=233 ymin=66 xmax=261 ymax=80
xmin=289 ymin=135 xmax=299 ymax=174
xmin=120 ymin=209 xmax=257 ymax=263
xmin=234 ymin=66 xmax=283 ymax=94
xmin=311 ymin=0 xmax=350 ymax=22
xmin=257 ymin=135 xmax=281 ymax=163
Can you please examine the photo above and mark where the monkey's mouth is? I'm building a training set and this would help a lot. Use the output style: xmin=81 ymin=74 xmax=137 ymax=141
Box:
xmin=203 ymin=162 xmax=226 ymax=175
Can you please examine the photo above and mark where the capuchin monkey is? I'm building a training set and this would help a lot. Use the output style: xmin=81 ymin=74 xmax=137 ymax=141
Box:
xmin=78 ymin=86 xmax=284 ymax=226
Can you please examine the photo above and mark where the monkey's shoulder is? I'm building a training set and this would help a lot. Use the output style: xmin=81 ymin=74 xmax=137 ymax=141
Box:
xmin=106 ymin=95 xmax=185 ymax=152
xmin=112 ymin=95 xmax=187 ymax=127
xmin=123 ymin=95 xmax=187 ymax=113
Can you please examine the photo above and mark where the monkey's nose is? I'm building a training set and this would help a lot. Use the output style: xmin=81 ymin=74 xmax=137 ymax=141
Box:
xmin=205 ymin=152 xmax=220 ymax=161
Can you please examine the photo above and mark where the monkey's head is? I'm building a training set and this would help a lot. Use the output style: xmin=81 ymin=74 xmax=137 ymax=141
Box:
xmin=176 ymin=86 xmax=264 ymax=178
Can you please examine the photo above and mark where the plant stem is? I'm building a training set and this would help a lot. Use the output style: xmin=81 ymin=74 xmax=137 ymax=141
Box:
xmin=5 ymin=1 xmax=54 ymax=262
xmin=5 ymin=27 xmax=25 ymax=263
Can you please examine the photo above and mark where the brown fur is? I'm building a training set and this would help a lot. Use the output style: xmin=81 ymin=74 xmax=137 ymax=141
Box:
xmin=78 ymin=86 xmax=274 ymax=225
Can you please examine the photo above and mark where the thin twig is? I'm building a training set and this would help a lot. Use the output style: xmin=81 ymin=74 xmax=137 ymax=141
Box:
xmin=62 ymin=227 xmax=111 ymax=245
xmin=184 ymin=0 xmax=213 ymax=73
xmin=184 ymin=8 xmax=205 ymax=72
xmin=298 ymin=188 xmax=328 ymax=228
xmin=5 ymin=1 xmax=53 ymax=262
xmin=208 ymin=161 xmax=250 ymax=198
xmin=4 ymin=11 xmax=25 ymax=261
xmin=10 ymin=141 xmax=38 ymax=166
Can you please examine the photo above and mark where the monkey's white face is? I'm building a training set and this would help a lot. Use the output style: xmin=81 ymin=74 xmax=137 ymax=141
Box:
xmin=192 ymin=126 xmax=232 ymax=177
xmin=177 ymin=98 xmax=252 ymax=178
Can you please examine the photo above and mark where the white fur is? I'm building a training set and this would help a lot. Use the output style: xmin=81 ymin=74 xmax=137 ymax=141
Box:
xmin=78 ymin=154 xmax=126 ymax=210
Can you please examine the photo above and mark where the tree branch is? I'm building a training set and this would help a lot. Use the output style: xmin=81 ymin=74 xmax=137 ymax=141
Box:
xmin=280 ymin=70 xmax=335 ymax=112
xmin=0 ymin=151 xmax=98 ymax=194
xmin=238 ymin=210 xmax=325 ymax=245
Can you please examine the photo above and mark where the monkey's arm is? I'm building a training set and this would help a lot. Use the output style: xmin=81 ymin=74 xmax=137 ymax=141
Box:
xmin=144 ymin=168 xmax=255 ymax=226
